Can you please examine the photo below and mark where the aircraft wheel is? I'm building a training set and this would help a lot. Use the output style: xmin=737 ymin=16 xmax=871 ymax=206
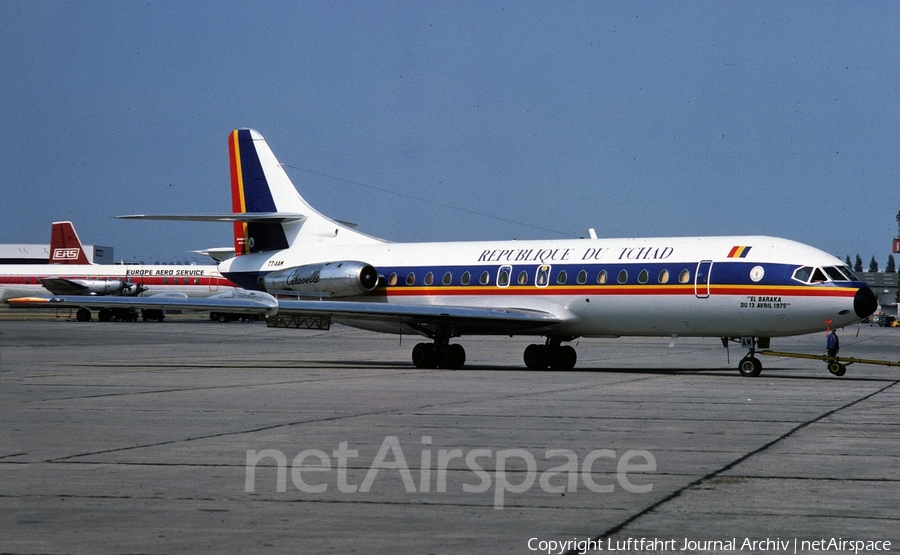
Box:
xmin=412 ymin=343 xmax=436 ymax=369
xmin=435 ymin=344 xmax=466 ymax=369
xmin=436 ymin=346 xmax=451 ymax=367
xmin=738 ymin=356 xmax=762 ymax=377
xmin=828 ymin=362 xmax=846 ymax=377
xmin=76 ymin=308 xmax=91 ymax=322
xmin=524 ymin=344 xmax=547 ymax=369
xmin=98 ymin=308 xmax=112 ymax=322
xmin=447 ymin=344 xmax=466 ymax=369
xmin=549 ymin=345 xmax=577 ymax=370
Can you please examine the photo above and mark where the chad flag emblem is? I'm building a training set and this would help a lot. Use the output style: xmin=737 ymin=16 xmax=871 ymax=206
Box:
xmin=728 ymin=245 xmax=752 ymax=258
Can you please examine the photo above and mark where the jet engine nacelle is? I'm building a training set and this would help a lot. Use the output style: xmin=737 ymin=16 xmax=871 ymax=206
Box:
xmin=262 ymin=261 xmax=379 ymax=297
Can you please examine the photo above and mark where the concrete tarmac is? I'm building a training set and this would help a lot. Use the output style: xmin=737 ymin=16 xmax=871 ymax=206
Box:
xmin=1 ymin=317 xmax=898 ymax=554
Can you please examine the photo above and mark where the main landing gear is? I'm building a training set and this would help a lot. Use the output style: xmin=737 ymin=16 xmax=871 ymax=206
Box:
xmin=524 ymin=337 xmax=577 ymax=370
xmin=409 ymin=331 xmax=578 ymax=371
xmin=410 ymin=324 xmax=466 ymax=369
xmin=412 ymin=341 xmax=466 ymax=369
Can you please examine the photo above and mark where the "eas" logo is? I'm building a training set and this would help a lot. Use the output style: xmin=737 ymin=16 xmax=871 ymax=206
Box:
xmin=52 ymin=248 xmax=80 ymax=260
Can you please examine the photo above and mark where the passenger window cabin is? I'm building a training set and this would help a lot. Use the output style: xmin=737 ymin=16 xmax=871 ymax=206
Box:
xmin=497 ymin=266 xmax=511 ymax=287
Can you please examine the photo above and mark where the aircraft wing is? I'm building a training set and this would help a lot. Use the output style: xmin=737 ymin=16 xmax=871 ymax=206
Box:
xmin=275 ymin=299 xmax=562 ymax=334
xmin=9 ymin=290 xmax=559 ymax=334
xmin=8 ymin=289 xmax=278 ymax=314
xmin=39 ymin=277 xmax=91 ymax=295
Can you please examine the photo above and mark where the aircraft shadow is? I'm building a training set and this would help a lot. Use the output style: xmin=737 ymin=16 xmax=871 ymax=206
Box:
xmin=314 ymin=361 xmax=898 ymax=382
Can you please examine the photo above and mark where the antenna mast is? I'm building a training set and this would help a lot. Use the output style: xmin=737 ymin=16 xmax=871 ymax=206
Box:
xmin=894 ymin=210 xmax=900 ymax=254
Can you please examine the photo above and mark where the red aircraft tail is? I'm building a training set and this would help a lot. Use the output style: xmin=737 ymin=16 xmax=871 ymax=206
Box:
xmin=49 ymin=221 xmax=91 ymax=264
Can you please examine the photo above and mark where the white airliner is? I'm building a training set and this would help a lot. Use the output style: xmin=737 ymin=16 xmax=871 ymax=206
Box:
xmin=20 ymin=129 xmax=878 ymax=375
xmin=2 ymin=221 xmax=241 ymax=321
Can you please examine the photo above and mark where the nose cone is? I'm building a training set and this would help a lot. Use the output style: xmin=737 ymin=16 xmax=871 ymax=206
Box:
xmin=854 ymin=286 xmax=878 ymax=318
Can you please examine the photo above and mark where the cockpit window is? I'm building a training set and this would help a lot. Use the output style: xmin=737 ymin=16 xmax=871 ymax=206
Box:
xmin=823 ymin=266 xmax=849 ymax=281
xmin=792 ymin=267 xmax=813 ymax=283
xmin=810 ymin=268 xmax=828 ymax=283
xmin=793 ymin=266 xmax=833 ymax=284
xmin=838 ymin=265 xmax=862 ymax=281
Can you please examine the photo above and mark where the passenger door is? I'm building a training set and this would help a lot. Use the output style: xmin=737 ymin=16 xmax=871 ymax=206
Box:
xmin=694 ymin=260 xmax=713 ymax=298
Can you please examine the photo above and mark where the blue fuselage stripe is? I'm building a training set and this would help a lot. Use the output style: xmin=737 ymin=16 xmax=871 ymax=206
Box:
xmin=225 ymin=261 xmax=866 ymax=293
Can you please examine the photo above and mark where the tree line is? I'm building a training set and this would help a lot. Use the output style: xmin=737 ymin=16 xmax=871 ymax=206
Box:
xmin=844 ymin=254 xmax=897 ymax=273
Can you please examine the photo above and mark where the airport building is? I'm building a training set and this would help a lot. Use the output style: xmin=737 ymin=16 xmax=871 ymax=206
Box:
xmin=0 ymin=243 xmax=114 ymax=265
xmin=861 ymin=271 xmax=899 ymax=318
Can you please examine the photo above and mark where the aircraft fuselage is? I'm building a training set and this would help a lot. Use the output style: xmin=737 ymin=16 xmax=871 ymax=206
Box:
xmin=221 ymin=234 xmax=873 ymax=338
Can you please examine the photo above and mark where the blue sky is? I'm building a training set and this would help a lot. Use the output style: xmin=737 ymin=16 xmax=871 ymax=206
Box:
xmin=1 ymin=1 xmax=898 ymax=266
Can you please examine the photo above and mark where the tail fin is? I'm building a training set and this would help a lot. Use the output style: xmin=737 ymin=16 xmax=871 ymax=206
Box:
xmin=228 ymin=129 xmax=382 ymax=255
xmin=49 ymin=221 xmax=91 ymax=264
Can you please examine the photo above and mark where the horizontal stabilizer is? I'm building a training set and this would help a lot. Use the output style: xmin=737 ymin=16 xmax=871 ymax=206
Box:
xmin=192 ymin=247 xmax=236 ymax=263
xmin=117 ymin=212 xmax=306 ymax=223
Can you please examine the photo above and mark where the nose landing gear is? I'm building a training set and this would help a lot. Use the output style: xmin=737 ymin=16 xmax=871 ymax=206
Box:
xmin=738 ymin=355 xmax=762 ymax=377
xmin=724 ymin=336 xmax=769 ymax=377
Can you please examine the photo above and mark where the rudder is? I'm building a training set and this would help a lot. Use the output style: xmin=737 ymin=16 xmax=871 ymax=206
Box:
xmin=228 ymin=129 xmax=382 ymax=255
xmin=50 ymin=221 xmax=90 ymax=264
xmin=230 ymin=129 xmax=290 ymax=255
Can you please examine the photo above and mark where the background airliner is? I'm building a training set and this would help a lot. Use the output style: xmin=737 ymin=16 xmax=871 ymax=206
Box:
xmin=2 ymin=221 xmax=239 ymax=321
xmin=23 ymin=129 xmax=877 ymax=375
